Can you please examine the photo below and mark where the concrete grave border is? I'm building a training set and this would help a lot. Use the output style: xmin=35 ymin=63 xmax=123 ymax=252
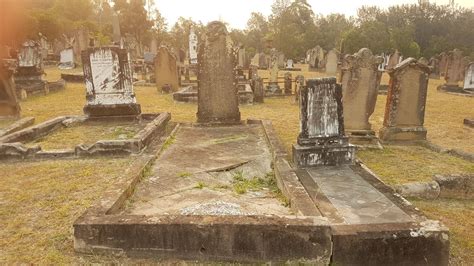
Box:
xmin=0 ymin=117 xmax=35 ymax=137
xmin=73 ymin=119 xmax=449 ymax=264
xmin=0 ymin=113 xmax=170 ymax=160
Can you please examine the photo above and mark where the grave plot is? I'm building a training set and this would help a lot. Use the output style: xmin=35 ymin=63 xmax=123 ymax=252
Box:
xmin=0 ymin=113 xmax=170 ymax=159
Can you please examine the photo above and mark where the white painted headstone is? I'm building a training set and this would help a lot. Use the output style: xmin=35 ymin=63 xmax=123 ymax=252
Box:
xmin=286 ymin=59 xmax=294 ymax=69
xmin=189 ymin=29 xmax=198 ymax=64
xmin=58 ymin=48 xmax=74 ymax=69
xmin=464 ymin=63 xmax=474 ymax=91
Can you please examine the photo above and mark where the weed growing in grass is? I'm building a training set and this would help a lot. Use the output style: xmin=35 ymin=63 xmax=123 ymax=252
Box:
xmin=162 ymin=135 xmax=176 ymax=151
xmin=194 ymin=182 xmax=206 ymax=189
xmin=177 ymin=172 xmax=192 ymax=178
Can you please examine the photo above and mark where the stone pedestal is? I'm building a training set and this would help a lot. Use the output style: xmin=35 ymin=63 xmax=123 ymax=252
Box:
xmin=196 ymin=21 xmax=240 ymax=124
xmin=380 ymin=58 xmax=430 ymax=142
xmin=293 ymin=77 xmax=355 ymax=168
xmin=82 ymin=47 xmax=141 ymax=117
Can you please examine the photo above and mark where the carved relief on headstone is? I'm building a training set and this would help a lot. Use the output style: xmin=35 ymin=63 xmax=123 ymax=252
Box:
xmin=463 ymin=62 xmax=474 ymax=92
xmin=189 ymin=29 xmax=198 ymax=65
xmin=386 ymin=50 xmax=401 ymax=70
xmin=58 ymin=48 xmax=75 ymax=69
xmin=155 ymin=46 xmax=179 ymax=93
xmin=196 ymin=21 xmax=240 ymax=124
xmin=325 ymin=49 xmax=339 ymax=75
xmin=380 ymin=58 xmax=430 ymax=142
xmin=293 ymin=77 xmax=355 ymax=167
xmin=341 ymin=48 xmax=383 ymax=143
xmin=0 ymin=64 xmax=20 ymax=117
xmin=82 ymin=47 xmax=141 ymax=117
xmin=444 ymin=49 xmax=465 ymax=87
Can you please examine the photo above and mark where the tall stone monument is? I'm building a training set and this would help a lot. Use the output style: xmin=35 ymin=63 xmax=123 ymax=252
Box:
xmin=341 ymin=48 xmax=383 ymax=144
xmin=293 ymin=77 xmax=355 ymax=167
xmin=196 ymin=21 xmax=240 ymax=124
xmin=189 ymin=29 xmax=198 ymax=65
xmin=379 ymin=58 xmax=430 ymax=142
xmin=82 ymin=47 xmax=141 ymax=117
xmin=0 ymin=63 xmax=20 ymax=117
xmin=155 ymin=46 xmax=179 ymax=93
xmin=325 ymin=49 xmax=339 ymax=75
xmin=464 ymin=62 xmax=474 ymax=92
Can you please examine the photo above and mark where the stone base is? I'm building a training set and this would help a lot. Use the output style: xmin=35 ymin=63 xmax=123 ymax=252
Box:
xmin=196 ymin=113 xmax=241 ymax=125
xmin=292 ymin=143 xmax=355 ymax=168
xmin=346 ymin=130 xmax=381 ymax=147
xmin=379 ymin=126 xmax=427 ymax=142
xmin=83 ymin=103 xmax=141 ymax=117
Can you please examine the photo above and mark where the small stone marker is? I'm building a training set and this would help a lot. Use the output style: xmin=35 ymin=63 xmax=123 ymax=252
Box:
xmin=284 ymin=72 xmax=292 ymax=95
xmin=58 ymin=48 xmax=75 ymax=69
xmin=82 ymin=47 xmax=141 ymax=117
xmin=429 ymin=56 xmax=440 ymax=78
xmin=464 ymin=62 xmax=474 ymax=92
xmin=325 ymin=49 xmax=339 ymax=75
xmin=439 ymin=52 xmax=448 ymax=76
xmin=196 ymin=21 xmax=240 ymax=124
xmin=286 ymin=59 xmax=294 ymax=69
xmin=341 ymin=48 xmax=383 ymax=143
xmin=155 ymin=46 xmax=179 ymax=93
xmin=293 ymin=77 xmax=355 ymax=167
xmin=0 ymin=63 xmax=20 ymax=117
xmin=380 ymin=58 xmax=430 ymax=142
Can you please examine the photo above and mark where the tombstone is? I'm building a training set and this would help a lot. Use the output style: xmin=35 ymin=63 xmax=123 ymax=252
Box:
xmin=258 ymin=53 xmax=267 ymax=69
xmin=292 ymin=77 xmax=355 ymax=167
xmin=252 ymin=76 xmax=264 ymax=103
xmin=284 ymin=72 xmax=292 ymax=95
xmin=325 ymin=49 xmax=339 ymax=75
xmin=463 ymin=62 xmax=474 ymax=92
xmin=38 ymin=33 xmax=49 ymax=60
xmin=82 ymin=47 xmax=141 ymax=117
xmin=250 ymin=53 xmax=259 ymax=67
xmin=189 ymin=29 xmax=198 ymax=65
xmin=58 ymin=48 xmax=75 ymax=69
xmin=155 ymin=46 xmax=179 ymax=93
xmin=379 ymin=58 xmax=430 ymax=142
xmin=237 ymin=46 xmax=248 ymax=69
xmin=14 ymin=40 xmax=45 ymax=98
xmin=286 ymin=59 xmax=294 ymax=69
xmin=277 ymin=53 xmax=285 ymax=69
xmin=294 ymin=75 xmax=305 ymax=103
xmin=73 ymin=27 xmax=89 ymax=64
xmin=443 ymin=49 xmax=465 ymax=89
xmin=429 ymin=57 xmax=440 ymax=78
xmin=150 ymin=38 xmax=158 ymax=55
xmin=196 ymin=21 xmax=240 ymax=124
xmin=386 ymin=50 xmax=401 ymax=70
xmin=439 ymin=52 xmax=448 ymax=76
xmin=0 ymin=63 xmax=20 ymax=117
xmin=341 ymin=48 xmax=383 ymax=144
xmin=266 ymin=61 xmax=281 ymax=94
xmin=143 ymin=52 xmax=156 ymax=65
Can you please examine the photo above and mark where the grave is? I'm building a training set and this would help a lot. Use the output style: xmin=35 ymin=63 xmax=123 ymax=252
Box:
xmin=293 ymin=77 xmax=355 ymax=167
xmin=325 ymin=49 xmax=339 ymax=75
xmin=82 ymin=46 xmax=141 ymax=117
xmin=380 ymin=58 xmax=430 ymax=142
xmin=58 ymin=48 xmax=75 ymax=69
xmin=196 ymin=21 xmax=240 ymax=124
xmin=464 ymin=62 xmax=474 ymax=92
xmin=429 ymin=56 xmax=440 ymax=78
xmin=284 ymin=72 xmax=292 ymax=95
xmin=307 ymin=45 xmax=325 ymax=70
xmin=438 ymin=49 xmax=472 ymax=95
xmin=252 ymin=76 xmax=264 ymax=103
xmin=294 ymin=74 xmax=305 ymax=103
xmin=265 ymin=60 xmax=282 ymax=95
xmin=0 ymin=63 xmax=20 ymax=117
xmin=341 ymin=48 xmax=383 ymax=145
xmin=189 ymin=29 xmax=198 ymax=65
xmin=386 ymin=50 xmax=401 ymax=70
xmin=155 ymin=46 xmax=179 ymax=93
xmin=439 ymin=52 xmax=448 ymax=76
xmin=237 ymin=46 xmax=249 ymax=69
xmin=14 ymin=40 xmax=65 ymax=99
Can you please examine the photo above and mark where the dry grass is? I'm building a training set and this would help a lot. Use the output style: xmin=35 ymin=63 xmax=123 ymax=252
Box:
xmin=0 ymin=65 xmax=471 ymax=264
xmin=0 ymin=119 xmax=16 ymax=129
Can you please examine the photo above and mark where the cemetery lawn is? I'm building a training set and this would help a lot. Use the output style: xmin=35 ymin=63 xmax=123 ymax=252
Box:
xmin=0 ymin=66 xmax=471 ymax=263
xmin=0 ymin=119 xmax=16 ymax=128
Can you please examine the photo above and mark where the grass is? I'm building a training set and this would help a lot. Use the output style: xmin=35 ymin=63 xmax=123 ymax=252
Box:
xmin=0 ymin=119 xmax=16 ymax=129
xmin=0 ymin=65 xmax=471 ymax=263
xmin=231 ymin=171 xmax=289 ymax=206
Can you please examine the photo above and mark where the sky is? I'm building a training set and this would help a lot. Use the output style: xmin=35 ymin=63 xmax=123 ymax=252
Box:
xmin=154 ymin=0 xmax=474 ymax=30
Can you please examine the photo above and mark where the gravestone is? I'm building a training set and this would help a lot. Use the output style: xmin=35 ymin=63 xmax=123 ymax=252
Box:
xmin=439 ymin=52 xmax=448 ymax=76
xmin=155 ymin=46 xmax=179 ymax=93
xmin=82 ymin=47 xmax=141 ymax=117
xmin=196 ymin=21 xmax=240 ymax=124
xmin=419 ymin=57 xmax=429 ymax=66
xmin=258 ymin=53 xmax=268 ymax=69
xmin=284 ymin=72 xmax=292 ymax=95
xmin=266 ymin=60 xmax=281 ymax=94
xmin=250 ymin=53 xmax=259 ymax=67
xmin=294 ymin=75 xmax=305 ymax=103
xmin=429 ymin=56 xmax=440 ymax=78
xmin=464 ymin=62 xmax=474 ymax=92
xmin=341 ymin=48 xmax=383 ymax=144
xmin=0 ymin=63 xmax=20 ymax=117
xmin=308 ymin=46 xmax=325 ymax=69
xmin=386 ymin=50 xmax=401 ymax=70
xmin=380 ymin=58 xmax=430 ymax=142
xmin=189 ymin=29 xmax=198 ymax=65
xmin=58 ymin=48 xmax=75 ymax=69
xmin=73 ymin=27 xmax=89 ymax=64
xmin=325 ymin=49 xmax=339 ymax=75
xmin=293 ymin=77 xmax=355 ymax=167
xmin=252 ymin=76 xmax=264 ymax=103
xmin=237 ymin=46 xmax=248 ymax=69
xmin=14 ymin=40 xmax=46 ymax=98
xmin=443 ymin=49 xmax=465 ymax=89
xmin=286 ymin=59 xmax=294 ymax=69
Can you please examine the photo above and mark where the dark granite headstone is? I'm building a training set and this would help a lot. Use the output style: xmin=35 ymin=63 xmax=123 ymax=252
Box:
xmin=196 ymin=21 xmax=240 ymax=124
xmin=82 ymin=47 xmax=141 ymax=117
xmin=293 ymin=77 xmax=355 ymax=167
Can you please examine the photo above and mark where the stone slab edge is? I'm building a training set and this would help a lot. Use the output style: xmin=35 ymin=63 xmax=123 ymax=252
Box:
xmin=0 ymin=117 xmax=35 ymax=137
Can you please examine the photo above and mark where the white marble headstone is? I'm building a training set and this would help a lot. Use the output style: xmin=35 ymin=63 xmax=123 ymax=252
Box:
xmin=464 ymin=63 xmax=474 ymax=91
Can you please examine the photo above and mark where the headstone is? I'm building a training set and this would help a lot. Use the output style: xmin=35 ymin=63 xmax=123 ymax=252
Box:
xmin=379 ymin=58 xmax=430 ymax=142
xmin=292 ymin=77 xmax=355 ymax=167
xmin=341 ymin=48 xmax=383 ymax=143
xmin=463 ymin=62 xmax=474 ymax=92
xmin=286 ymin=59 xmax=294 ymax=69
xmin=444 ymin=49 xmax=464 ymax=87
xmin=189 ymin=29 xmax=198 ymax=65
xmin=250 ymin=53 xmax=259 ymax=67
xmin=17 ymin=40 xmax=42 ymax=69
xmin=38 ymin=34 xmax=48 ymax=60
xmin=150 ymin=38 xmax=158 ymax=54
xmin=143 ymin=52 xmax=156 ymax=64
xmin=112 ymin=12 xmax=121 ymax=44
xmin=196 ymin=21 xmax=240 ymax=124
xmin=82 ymin=47 xmax=141 ymax=117
xmin=266 ymin=60 xmax=281 ymax=94
xmin=155 ymin=46 xmax=179 ymax=93
xmin=0 ymin=63 xmax=20 ymax=117
xmin=237 ymin=46 xmax=248 ymax=69
xmin=252 ymin=76 xmax=264 ymax=103
xmin=58 ymin=48 xmax=75 ymax=69
xmin=419 ymin=57 xmax=429 ymax=66
xmin=258 ymin=53 xmax=267 ymax=69
xmin=14 ymin=40 xmax=45 ymax=98
xmin=386 ymin=50 xmax=401 ymax=70
xmin=73 ymin=27 xmax=89 ymax=64
xmin=325 ymin=49 xmax=339 ymax=75
xmin=294 ymin=75 xmax=305 ymax=103
xmin=429 ymin=56 xmax=440 ymax=78
xmin=439 ymin=52 xmax=448 ymax=76
xmin=277 ymin=53 xmax=285 ymax=69
xmin=284 ymin=72 xmax=292 ymax=95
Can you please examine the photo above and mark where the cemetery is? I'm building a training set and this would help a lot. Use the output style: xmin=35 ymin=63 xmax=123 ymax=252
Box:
xmin=0 ymin=0 xmax=473 ymax=265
